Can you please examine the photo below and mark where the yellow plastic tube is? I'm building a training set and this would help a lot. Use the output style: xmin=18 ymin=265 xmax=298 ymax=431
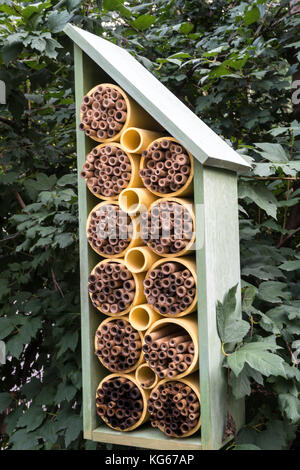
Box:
xmin=120 ymin=127 xmax=165 ymax=154
xmin=89 ymin=259 xmax=146 ymax=316
xmin=86 ymin=200 xmax=144 ymax=258
xmin=85 ymin=143 xmax=143 ymax=201
xmin=124 ymin=246 xmax=161 ymax=273
xmin=140 ymin=137 xmax=194 ymax=197
xmin=144 ymin=256 xmax=197 ymax=317
xmin=94 ymin=315 xmax=144 ymax=373
xmin=119 ymin=187 xmax=157 ymax=215
xmin=144 ymin=314 xmax=199 ymax=379
xmin=135 ymin=363 xmax=159 ymax=390
xmin=150 ymin=372 xmax=201 ymax=437
xmin=96 ymin=372 xmax=150 ymax=431
xmin=129 ymin=303 xmax=162 ymax=331
xmin=146 ymin=197 xmax=195 ymax=257
xmin=81 ymin=83 xmax=163 ymax=143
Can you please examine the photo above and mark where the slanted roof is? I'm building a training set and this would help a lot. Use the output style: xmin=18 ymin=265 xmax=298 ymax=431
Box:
xmin=64 ymin=24 xmax=251 ymax=173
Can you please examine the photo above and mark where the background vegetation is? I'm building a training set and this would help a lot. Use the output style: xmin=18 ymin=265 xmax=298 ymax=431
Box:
xmin=0 ymin=0 xmax=299 ymax=450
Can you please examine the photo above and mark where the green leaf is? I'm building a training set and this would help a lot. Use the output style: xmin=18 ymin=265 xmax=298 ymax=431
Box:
xmin=0 ymin=392 xmax=12 ymax=412
xmin=57 ymin=330 xmax=78 ymax=358
xmin=55 ymin=232 xmax=74 ymax=248
xmin=229 ymin=363 xmax=263 ymax=399
xmin=57 ymin=173 xmax=77 ymax=186
xmin=179 ymin=22 xmax=194 ymax=34
xmin=132 ymin=14 xmax=156 ymax=31
xmin=227 ymin=342 xmax=286 ymax=378
xmin=242 ymin=285 xmax=256 ymax=311
xmin=239 ymin=181 xmax=277 ymax=219
xmin=233 ymin=444 xmax=261 ymax=450
xmin=244 ymin=6 xmax=260 ymax=26
xmin=279 ymin=260 xmax=300 ymax=271
xmin=55 ymin=383 xmax=77 ymax=403
xmin=216 ymin=284 xmax=250 ymax=345
xmin=1 ymin=42 xmax=23 ymax=65
xmin=10 ymin=428 xmax=39 ymax=450
xmin=17 ymin=406 xmax=45 ymax=432
xmin=64 ymin=414 xmax=82 ymax=447
xmin=257 ymin=281 xmax=291 ymax=303
xmin=47 ymin=11 xmax=72 ymax=33
xmin=254 ymin=142 xmax=289 ymax=163
xmin=30 ymin=36 xmax=47 ymax=52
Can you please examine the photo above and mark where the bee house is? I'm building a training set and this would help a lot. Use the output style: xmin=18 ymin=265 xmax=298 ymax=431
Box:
xmin=64 ymin=23 xmax=251 ymax=451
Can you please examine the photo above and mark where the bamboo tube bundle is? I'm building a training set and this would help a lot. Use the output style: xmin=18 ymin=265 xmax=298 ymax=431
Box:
xmin=89 ymin=259 xmax=145 ymax=316
xmin=139 ymin=137 xmax=194 ymax=197
xmin=140 ymin=198 xmax=195 ymax=257
xmin=86 ymin=201 xmax=143 ymax=258
xmin=143 ymin=257 xmax=197 ymax=317
xmin=148 ymin=374 xmax=201 ymax=438
xmin=142 ymin=324 xmax=195 ymax=380
xmin=79 ymin=83 xmax=162 ymax=143
xmin=95 ymin=316 xmax=143 ymax=373
xmin=80 ymin=143 xmax=142 ymax=200
xmin=96 ymin=373 xmax=150 ymax=431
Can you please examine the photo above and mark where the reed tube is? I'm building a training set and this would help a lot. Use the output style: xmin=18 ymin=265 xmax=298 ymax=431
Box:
xmin=135 ymin=363 xmax=159 ymax=390
xmin=120 ymin=127 xmax=165 ymax=154
xmin=96 ymin=373 xmax=150 ymax=431
xmin=89 ymin=259 xmax=145 ymax=316
xmin=139 ymin=137 xmax=194 ymax=197
xmin=143 ymin=257 xmax=197 ymax=317
xmin=129 ymin=304 xmax=162 ymax=331
xmin=95 ymin=316 xmax=144 ymax=372
xmin=80 ymin=143 xmax=142 ymax=200
xmin=86 ymin=201 xmax=143 ymax=258
xmin=142 ymin=315 xmax=198 ymax=380
xmin=125 ymin=246 xmax=160 ymax=273
xmin=148 ymin=373 xmax=201 ymax=438
xmin=80 ymin=83 xmax=162 ymax=143
xmin=141 ymin=197 xmax=195 ymax=257
xmin=119 ymin=188 xmax=157 ymax=215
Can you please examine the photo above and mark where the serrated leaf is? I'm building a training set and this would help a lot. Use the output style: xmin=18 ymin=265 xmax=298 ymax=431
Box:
xmin=244 ymin=6 xmax=260 ymax=26
xmin=57 ymin=173 xmax=77 ymax=187
xmin=257 ymin=281 xmax=291 ymax=303
xmin=48 ymin=11 xmax=72 ymax=33
xmin=227 ymin=342 xmax=286 ymax=378
xmin=1 ymin=42 xmax=23 ymax=65
xmin=55 ymin=232 xmax=74 ymax=248
xmin=239 ymin=181 xmax=277 ymax=219
xmin=278 ymin=394 xmax=300 ymax=424
xmin=216 ymin=284 xmax=249 ymax=345
xmin=279 ymin=260 xmax=300 ymax=271
xmin=55 ymin=383 xmax=77 ymax=403
xmin=64 ymin=414 xmax=82 ymax=447
xmin=254 ymin=142 xmax=289 ymax=163
xmin=132 ymin=14 xmax=156 ymax=31
xmin=17 ymin=405 xmax=45 ymax=432
xmin=10 ymin=428 xmax=39 ymax=450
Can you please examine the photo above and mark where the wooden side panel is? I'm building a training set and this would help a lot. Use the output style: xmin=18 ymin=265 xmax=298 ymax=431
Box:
xmin=194 ymin=161 xmax=245 ymax=450
xmin=74 ymin=45 xmax=112 ymax=437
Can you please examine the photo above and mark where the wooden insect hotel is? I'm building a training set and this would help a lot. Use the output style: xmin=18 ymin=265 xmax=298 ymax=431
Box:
xmin=64 ymin=23 xmax=251 ymax=450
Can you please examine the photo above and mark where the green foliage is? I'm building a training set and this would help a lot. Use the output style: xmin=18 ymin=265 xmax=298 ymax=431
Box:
xmin=0 ymin=0 xmax=300 ymax=451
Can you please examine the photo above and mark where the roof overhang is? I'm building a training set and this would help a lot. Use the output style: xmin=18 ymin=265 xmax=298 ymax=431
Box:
xmin=64 ymin=24 xmax=251 ymax=173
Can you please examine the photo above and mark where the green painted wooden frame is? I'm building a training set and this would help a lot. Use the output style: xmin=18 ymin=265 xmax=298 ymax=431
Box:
xmin=74 ymin=45 xmax=244 ymax=451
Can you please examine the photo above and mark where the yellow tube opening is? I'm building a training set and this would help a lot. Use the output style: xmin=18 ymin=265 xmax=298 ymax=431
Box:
xmin=130 ymin=305 xmax=151 ymax=330
xmin=126 ymin=249 xmax=146 ymax=272
xmin=121 ymin=128 xmax=142 ymax=153
xmin=119 ymin=189 xmax=139 ymax=214
xmin=136 ymin=364 xmax=158 ymax=389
